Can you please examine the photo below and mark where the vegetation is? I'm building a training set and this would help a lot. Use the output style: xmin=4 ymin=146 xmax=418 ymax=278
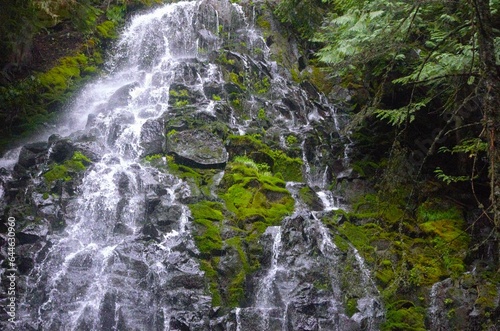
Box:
xmin=3 ymin=0 xmax=499 ymax=326
xmin=44 ymin=151 xmax=91 ymax=183
xmin=227 ymin=134 xmax=303 ymax=182
xmin=271 ymin=0 xmax=500 ymax=327
xmin=0 ymin=0 xmax=163 ymax=151
xmin=311 ymin=0 xmax=500 ymax=238
xmin=155 ymin=133 xmax=299 ymax=308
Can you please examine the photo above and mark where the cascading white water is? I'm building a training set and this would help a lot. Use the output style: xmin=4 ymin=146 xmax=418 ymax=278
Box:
xmin=16 ymin=2 xmax=217 ymax=330
xmin=1 ymin=0 xmax=388 ymax=330
xmin=255 ymin=226 xmax=282 ymax=309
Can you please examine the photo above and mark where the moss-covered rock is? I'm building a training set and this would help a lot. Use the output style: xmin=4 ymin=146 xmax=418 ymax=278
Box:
xmin=226 ymin=134 xmax=303 ymax=182
xmin=43 ymin=151 xmax=91 ymax=183
xmin=183 ymin=149 xmax=296 ymax=310
xmin=321 ymin=194 xmax=477 ymax=330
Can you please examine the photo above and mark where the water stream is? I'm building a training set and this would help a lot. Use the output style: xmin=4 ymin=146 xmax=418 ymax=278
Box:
xmin=1 ymin=1 xmax=384 ymax=330
xmin=15 ymin=2 xmax=213 ymax=329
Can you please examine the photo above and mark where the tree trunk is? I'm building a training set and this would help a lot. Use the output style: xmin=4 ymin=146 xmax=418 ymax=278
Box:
xmin=473 ymin=0 xmax=500 ymax=263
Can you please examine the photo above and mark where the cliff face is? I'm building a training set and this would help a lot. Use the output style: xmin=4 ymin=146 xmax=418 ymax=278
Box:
xmin=0 ymin=1 xmax=498 ymax=330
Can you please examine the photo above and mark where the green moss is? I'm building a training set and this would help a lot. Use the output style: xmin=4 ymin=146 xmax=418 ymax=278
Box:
xmin=193 ymin=218 xmax=223 ymax=255
xmin=290 ymin=68 xmax=301 ymax=83
xmin=228 ymin=270 xmax=246 ymax=307
xmin=190 ymin=201 xmax=225 ymax=222
xmin=475 ymin=282 xmax=499 ymax=311
xmin=96 ymin=20 xmax=118 ymax=39
xmin=268 ymin=149 xmax=302 ymax=182
xmin=199 ymin=260 xmax=222 ymax=306
xmin=216 ymin=52 xmax=235 ymax=65
xmin=346 ymin=298 xmax=358 ymax=317
xmin=256 ymin=15 xmax=271 ymax=30
xmin=298 ymin=186 xmax=316 ymax=207
xmin=352 ymin=193 xmax=405 ymax=224
xmin=228 ymin=72 xmax=246 ymax=91
xmin=227 ymin=134 xmax=303 ymax=182
xmin=169 ymin=88 xmax=191 ymax=108
xmin=286 ymin=134 xmax=298 ymax=146
xmin=43 ymin=151 xmax=91 ymax=183
xmin=184 ymin=146 xmax=296 ymax=309
xmin=220 ymin=161 xmax=294 ymax=226
xmin=44 ymin=164 xmax=71 ymax=183
xmin=189 ymin=201 xmax=225 ymax=257
xmin=145 ymin=154 xmax=163 ymax=162
xmin=382 ymin=301 xmax=426 ymax=331
xmin=253 ymin=77 xmax=270 ymax=94
xmin=39 ymin=53 xmax=89 ymax=94
xmin=330 ymin=194 xmax=474 ymax=330
xmin=257 ymin=108 xmax=267 ymax=121
xmin=169 ymin=89 xmax=190 ymax=98
xmin=333 ymin=234 xmax=350 ymax=252
xmin=417 ymin=201 xmax=463 ymax=222
xmin=174 ymin=100 xmax=189 ymax=107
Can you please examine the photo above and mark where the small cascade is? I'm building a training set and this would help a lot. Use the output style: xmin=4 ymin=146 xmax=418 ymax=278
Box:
xmin=427 ymin=278 xmax=454 ymax=331
xmin=235 ymin=307 xmax=242 ymax=331
xmin=255 ymin=226 xmax=282 ymax=309
xmin=311 ymin=212 xmax=340 ymax=258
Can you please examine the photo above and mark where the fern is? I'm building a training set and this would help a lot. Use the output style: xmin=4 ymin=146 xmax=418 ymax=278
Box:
xmin=438 ymin=138 xmax=487 ymax=156
xmin=374 ymin=98 xmax=429 ymax=127
xmin=434 ymin=168 xmax=472 ymax=184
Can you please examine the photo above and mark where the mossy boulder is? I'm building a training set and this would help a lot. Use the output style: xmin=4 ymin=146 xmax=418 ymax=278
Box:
xmin=167 ymin=129 xmax=228 ymax=168
xmin=226 ymin=134 xmax=303 ymax=182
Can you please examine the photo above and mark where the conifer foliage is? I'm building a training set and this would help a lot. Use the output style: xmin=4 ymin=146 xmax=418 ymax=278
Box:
xmin=313 ymin=0 xmax=500 ymax=239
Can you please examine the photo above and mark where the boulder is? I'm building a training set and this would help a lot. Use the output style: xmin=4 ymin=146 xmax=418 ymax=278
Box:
xmin=140 ymin=118 xmax=165 ymax=156
xmin=108 ymin=82 xmax=139 ymax=108
xmin=49 ymin=139 xmax=75 ymax=163
xmin=167 ymin=129 xmax=228 ymax=168
xmin=18 ymin=142 xmax=48 ymax=168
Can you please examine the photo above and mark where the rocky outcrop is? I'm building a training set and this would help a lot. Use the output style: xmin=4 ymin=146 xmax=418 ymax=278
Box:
xmin=167 ymin=129 xmax=228 ymax=168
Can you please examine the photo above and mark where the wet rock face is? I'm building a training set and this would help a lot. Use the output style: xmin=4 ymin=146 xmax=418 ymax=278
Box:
xmin=167 ymin=129 xmax=229 ymax=168
xmin=246 ymin=215 xmax=384 ymax=331
xmin=0 ymin=1 xmax=381 ymax=330
xmin=140 ymin=118 xmax=165 ymax=156
xmin=427 ymin=276 xmax=500 ymax=331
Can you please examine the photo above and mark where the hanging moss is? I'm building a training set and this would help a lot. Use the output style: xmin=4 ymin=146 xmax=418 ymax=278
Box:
xmin=199 ymin=259 xmax=223 ymax=306
xmin=227 ymin=270 xmax=246 ymax=307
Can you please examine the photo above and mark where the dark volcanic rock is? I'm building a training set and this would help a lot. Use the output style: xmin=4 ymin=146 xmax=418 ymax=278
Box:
xmin=49 ymin=139 xmax=75 ymax=163
xmin=140 ymin=118 xmax=165 ymax=156
xmin=18 ymin=142 xmax=48 ymax=168
xmin=167 ymin=129 xmax=228 ymax=168
xmin=108 ymin=82 xmax=139 ymax=108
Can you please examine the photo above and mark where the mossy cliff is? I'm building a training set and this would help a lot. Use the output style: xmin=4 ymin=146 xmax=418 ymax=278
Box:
xmin=1 ymin=0 xmax=498 ymax=330
xmin=322 ymin=190 xmax=499 ymax=330
xmin=148 ymin=133 xmax=298 ymax=309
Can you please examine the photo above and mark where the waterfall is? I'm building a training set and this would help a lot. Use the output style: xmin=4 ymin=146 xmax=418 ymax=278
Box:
xmin=15 ymin=2 xmax=213 ymax=330
xmin=255 ymin=226 xmax=282 ymax=309
xmin=1 ymin=1 xmax=385 ymax=330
